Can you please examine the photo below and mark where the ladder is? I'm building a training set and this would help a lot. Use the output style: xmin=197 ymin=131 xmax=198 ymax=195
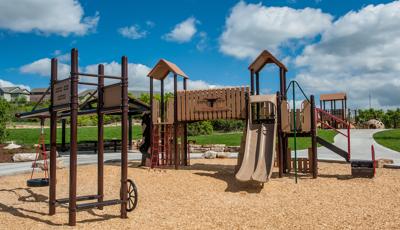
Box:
xmin=150 ymin=124 xmax=173 ymax=168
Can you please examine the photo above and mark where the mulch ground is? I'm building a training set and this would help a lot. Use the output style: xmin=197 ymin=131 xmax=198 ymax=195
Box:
xmin=0 ymin=159 xmax=399 ymax=229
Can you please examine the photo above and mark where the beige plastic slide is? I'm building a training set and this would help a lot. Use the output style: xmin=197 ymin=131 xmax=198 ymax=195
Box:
xmin=235 ymin=95 xmax=277 ymax=183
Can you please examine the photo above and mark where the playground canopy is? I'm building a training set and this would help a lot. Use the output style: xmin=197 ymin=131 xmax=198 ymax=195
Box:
xmin=248 ymin=50 xmax=288 ymax=73
xmin=147 ymin=59 xmax=189 ymax=80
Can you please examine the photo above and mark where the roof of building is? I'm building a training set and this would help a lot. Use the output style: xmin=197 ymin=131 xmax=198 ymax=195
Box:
xmin=248 ymin=50 xmax=288 ymax=72
xmin=0 ymin=87 xmax=30 ymax=94
xmin=320 ymin=93 xmax=347 ymax=101
xmin=147 ymin=59 xmax=188 ymax=80
xmin=30 ymin=88 xmax=49 ymax=93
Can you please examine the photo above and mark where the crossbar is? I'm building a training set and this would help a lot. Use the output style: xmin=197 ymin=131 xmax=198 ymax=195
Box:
xmin=76 ymin=199 xmax=122 ymax=210
xmin=56 ymin=194 xmax=101 ymax=204
xmin=72 ymin=72 xmax=122 ymax=80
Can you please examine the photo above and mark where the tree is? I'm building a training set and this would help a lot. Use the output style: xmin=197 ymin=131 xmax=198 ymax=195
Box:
xmin=0 ymin=98 xmax=11 ymax=143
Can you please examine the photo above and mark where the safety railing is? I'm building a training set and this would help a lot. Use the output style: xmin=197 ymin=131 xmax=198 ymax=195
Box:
xmin=316 ymin=108 xmax=351 ymax=161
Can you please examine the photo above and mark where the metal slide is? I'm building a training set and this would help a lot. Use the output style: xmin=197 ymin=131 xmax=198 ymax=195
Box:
xmin=236 ymin=95 xmax=277 ymax=183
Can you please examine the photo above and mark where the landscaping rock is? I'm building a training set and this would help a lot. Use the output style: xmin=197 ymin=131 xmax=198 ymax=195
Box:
xmin=13 ymin=151 xmax=59 ymax=162
xmin=376 ymin=159 xmax=394 ymax=168
xmin=202 ymin=151 xmax=217 ymax=159
xmin=216 ymin=152 xmax=229 ymax=158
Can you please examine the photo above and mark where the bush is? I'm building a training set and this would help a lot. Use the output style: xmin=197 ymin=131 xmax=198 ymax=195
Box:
xmin=188 ymin=121 xmax=213 ymax=136
xmin=211 ymin=119 xmax=244 ymax=132
xmin=0 ymin=98 xmax=11 ymax=143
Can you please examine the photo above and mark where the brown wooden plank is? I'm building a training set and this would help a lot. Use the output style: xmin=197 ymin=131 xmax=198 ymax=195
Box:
xmin=227 ymin=88 xmax=232 ymax=119
xmin=185 ymin=91 xmax=190 ymax=121
xmin=235 ymin=88 xmax=240 ymax=119
xmin=177 ymin=91 xmax=182 ymax=121
xmin=240 ymin=87 xmax=245 ymax=119
xmin=194 ymin=90 xmax=199 ymax=121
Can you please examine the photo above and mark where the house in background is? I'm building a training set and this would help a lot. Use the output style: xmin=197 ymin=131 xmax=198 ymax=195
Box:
xmin=30 ymin=88 xmax=50 ymax=103
xmin=0 ymin=87 xmax=30 ymax=102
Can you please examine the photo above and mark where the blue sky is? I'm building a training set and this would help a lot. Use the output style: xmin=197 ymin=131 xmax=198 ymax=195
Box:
xmin=0 ymin=0 xmax=399 ymax=109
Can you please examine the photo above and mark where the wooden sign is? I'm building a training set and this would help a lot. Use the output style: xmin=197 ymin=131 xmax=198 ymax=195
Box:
xmin=103 ymin=84 xmax=121 ymax=108
xmin=53 ymin=79 xmax=71 ymax=107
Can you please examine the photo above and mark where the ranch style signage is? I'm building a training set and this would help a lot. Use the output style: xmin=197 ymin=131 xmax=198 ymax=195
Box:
xmin=53 ymin=79 xmax=71 ymax=107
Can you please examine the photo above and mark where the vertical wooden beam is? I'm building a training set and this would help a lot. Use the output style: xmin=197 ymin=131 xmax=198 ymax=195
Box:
xmin=280 ymin=68 xmax=288 ymax=172
xmin=61 ymin=119 xmax=66 ymax=152
xmin=256 ymin=71 xmax=260 ymax=120
xmin=183 ymin=78 xmax=188 ymax=166
xmin=97 ymin=64 xmax=104 ymax=209
xmin=250 ymin=70 xmax=255 ymax=95
xmin=160 ymin=79 xmax=165 ymax=163
xmin=149 ymin=77 xmax=154 ymax=154
xmin=276 ymin=91 xmax=283 ymax=178
xmin=310 ymin=95 xmax=318 ymax=178
xmin=120 ymin=56 xmax=128 ymax=219
xmin=49 ymin=58 xmax=58 ymax=215
xmin=173 ymin=74 xmax=178 ymax=169
xmin=69 ymin=48 xmax=79 ymax=226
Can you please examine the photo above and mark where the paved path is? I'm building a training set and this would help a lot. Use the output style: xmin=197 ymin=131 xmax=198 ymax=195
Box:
xmin=1 ymin=129 xmax=398 ymax=176
xmin=295 ymin=129 xmax=400 ymax=165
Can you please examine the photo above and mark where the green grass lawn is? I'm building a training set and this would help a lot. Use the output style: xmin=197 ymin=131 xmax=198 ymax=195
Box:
xmin=189 ymin=129 xmax=336 ymax=150
xmin=6 ymin=126 xmax=142 ymax=146
xmin=6 ymin=126 xmax=336 ymax=151
xmin=373 ymin=129 xmax=400 ymax=152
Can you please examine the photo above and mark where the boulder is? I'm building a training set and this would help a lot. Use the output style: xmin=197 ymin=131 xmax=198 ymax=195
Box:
xmin=376 ymin=159 xmax=394 ymax=168
xmin=13 ymin=151 xmax=59 ymax=162
xmin=216 ymin=152 xmax=229 ymax=158
xmin=202 ymin=150 xmax=217 ymax=159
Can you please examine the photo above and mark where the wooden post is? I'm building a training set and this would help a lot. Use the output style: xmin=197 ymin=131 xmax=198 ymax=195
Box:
xmin=183 ymin=78 xmax=188 ymax=166
xmin=49 ymin=58 xmax=58 ymax=215
xmin=61 ymin=119 xmax=66 ymax=152
xmin=276 ymin=91 xmax=283 ymax=178
xmin=97 ymin=64 xmax=104 ymax=209
xmin=69 ymin=48 xmax=79 ymax=226
xmin=280 ymin=68 xmax=288 ymax=172
xmin=256 ymin=71 xmax=260 ymax=120
xmin=173 ymin=74 xmax=178 ymax=169
xmin=120 ymin=56 xmax=128 ymax=219
xmin=149 ymin=77 xmax=153 ymax=155
xmin=250 ymin=70 xmax=254 ymax=95
xmin=160 ymin=79 xmax=165 ymax=164
xmin=310 ymin=95 xmax=318 ymax=178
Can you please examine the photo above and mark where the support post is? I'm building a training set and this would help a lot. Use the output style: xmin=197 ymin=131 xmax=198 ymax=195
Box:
xmin=61 ymin=119 xmax=66 ymax=152
xmin=97 ymin=64 xmax=104 ymax=209
xmin=250 ymin=70 xmax=255 ymax=95
xmin=256 ymin=71 xmax=260 ymax=120
xmin=160 ymin=79 xmax=165 ymax=164
xmin=69 ymin=48 xmax=79 ymax=226
xmin=149 ymin=77 xmax=153 ymax=154
xmin=310 ymin=95 xmax=318 ymax=178
xmin=280 ymin=68 xmax=288 ymax=172
xmin=276 ymin=91 xmax=283 ymax=178
xmin=173 ymin=74 xmax=178 ymax=169
xmin=183 ymin=78 xmax=188 ymax=166
xmin=49 ymin=58 xmax=58 ymax=215
xmin=120 ymin=56 xmax=128 ymax=219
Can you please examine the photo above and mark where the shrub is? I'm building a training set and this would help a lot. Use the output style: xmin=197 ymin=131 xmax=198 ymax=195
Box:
xmin=211 ymin=119 xmax=244 ymax=132
xmin=0 ymin=98 xmax=11 ymax=143
xmin=188 ymin=121 xmax=213 ymax=136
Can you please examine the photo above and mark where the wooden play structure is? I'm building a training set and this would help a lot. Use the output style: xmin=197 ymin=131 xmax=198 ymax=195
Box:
xmin=319 ymin=92 xmax=347 ymax=128
xmin=47 ymin=49 xmax=137 ymax=226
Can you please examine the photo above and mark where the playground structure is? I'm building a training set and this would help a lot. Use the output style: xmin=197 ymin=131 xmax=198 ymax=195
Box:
xmin=46 ymin=49 xmax=137 ymax=226
xmin=148 ymin=50 xmax=319 ymax=181
xmin=319 ymin=93 xmax=347 ymax=128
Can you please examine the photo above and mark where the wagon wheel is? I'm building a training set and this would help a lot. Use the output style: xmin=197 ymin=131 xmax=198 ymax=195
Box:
xmin=126 ymin=179 xmax=138 ymax=212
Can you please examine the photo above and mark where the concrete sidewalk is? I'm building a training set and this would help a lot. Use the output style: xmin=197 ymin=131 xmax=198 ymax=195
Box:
xmin=295 ymin=129 xmax=400 ymax=166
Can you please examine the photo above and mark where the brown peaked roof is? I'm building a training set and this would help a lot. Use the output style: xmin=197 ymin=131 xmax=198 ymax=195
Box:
xmin=147 ymin=59 xmax=188 ymax=80
xmin=248 ymin=50 xmax=287 ymax=72
xmin=320 ymin=93 xmax=347 ymax=101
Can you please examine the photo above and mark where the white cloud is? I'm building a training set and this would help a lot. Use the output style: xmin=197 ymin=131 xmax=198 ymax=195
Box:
xmin=294 ymin=1 xmax=400 ymax=108
xmin=163 ymin=17 xmax=199 ymax=43
xmin=19 ymin=58 xmax=224 ymax=92
xmin=146 ymin=21 xmax=155 ymax=28
xmin=0 ymin=79 xmax=30 ymax=91
xmin=118 ymin=25 xmax=147 ymax=40
xmin=196 ymin=32 xmax=208 ymax=51
xmin=0 ymin=0 xmax=99 ymax=36
xmin=219 ymin=2 xmax=332 ymax=59
xmin=20 ymin=58 xmax=70 ymax=78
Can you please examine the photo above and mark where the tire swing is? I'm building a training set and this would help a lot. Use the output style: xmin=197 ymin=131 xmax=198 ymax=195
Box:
xmin=27 ymin=118 xmax=49 ymax=187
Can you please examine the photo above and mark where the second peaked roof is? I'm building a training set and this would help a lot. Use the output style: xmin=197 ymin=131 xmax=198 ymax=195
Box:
xmin=147 ymin=59 xmax=188 ymax=80
xmin=248 ymin=50 xmax=287 ymax=73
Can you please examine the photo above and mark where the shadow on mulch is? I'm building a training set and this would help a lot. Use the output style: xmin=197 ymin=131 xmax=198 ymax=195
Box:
xmin=0 ymin=187 xmax=121 ymax=226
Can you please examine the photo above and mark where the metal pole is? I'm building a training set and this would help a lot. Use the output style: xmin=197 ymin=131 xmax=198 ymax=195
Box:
xmin=69 ymin=48 xmax=79 ymax=226
xmin=173 ymin=74 xmax=178 ymax=169
xmin=120 ymin=56 xmax=128 ymax=219
xmin=310 ymin=95 xmax=318 ymax=178
xmin=280 ymin=68 xmax=288 ymax=172
xmin=49 ymin=58 xmax=58 ymax=215
xmin=183 ymin=78 xmax=188 ymax=166
xmin=97 ymin=64 xmax=104 ymax=209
